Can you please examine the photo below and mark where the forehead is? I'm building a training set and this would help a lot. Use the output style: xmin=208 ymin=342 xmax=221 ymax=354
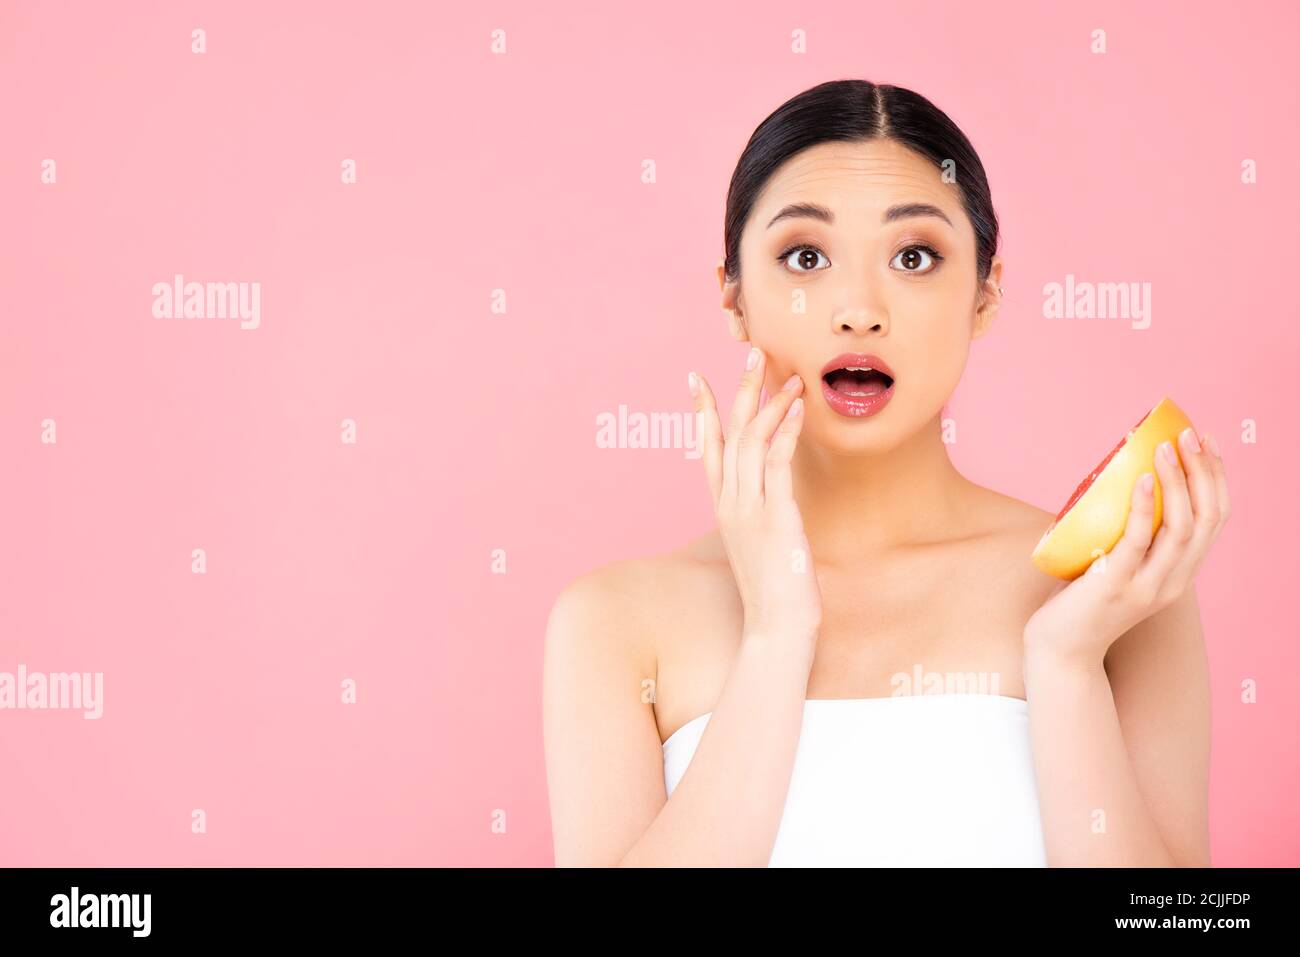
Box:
xmin=750 ymin=138 xmax=959 ymax=224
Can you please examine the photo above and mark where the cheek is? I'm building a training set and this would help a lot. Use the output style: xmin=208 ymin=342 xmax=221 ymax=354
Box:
xmin=745 ymin=268 xmax=795 ymax=309
xmin=743 ymin=312 xmax=811 ymax=386
xmin=900 ymin=284 xmax=969 ymax=338
xmin=744 ymin=278 xmax=809 ymax=337
xmin=905 ymin=271 xmax=978 ymax=327
xmin=902 ymin=301 xmax=973 ymax=388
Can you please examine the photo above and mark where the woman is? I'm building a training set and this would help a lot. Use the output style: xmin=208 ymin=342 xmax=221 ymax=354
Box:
xmin=542 ymin=79 xmax=1229 ymax=867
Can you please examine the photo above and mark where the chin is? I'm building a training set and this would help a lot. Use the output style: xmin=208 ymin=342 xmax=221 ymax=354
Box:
xmin=805 ymin=406 xmax=904 ymax=456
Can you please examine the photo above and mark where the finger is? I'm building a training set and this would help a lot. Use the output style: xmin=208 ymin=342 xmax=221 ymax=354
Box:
xmin=1106 ymin=469 xmax=1157 ymax=581
xmin=736 ymin=374 xmax=804 ymax=504
xmin=688 ymin=371 xmax=725 ymax=510
xmin=722 ymin=346 xmax=766 ymax=504
xmin=1202 ymin=431 xmax=1232 ymax=541
xmin=1135 ymin=437 xmax=1194 ymax=590
xmin=1139 ymin=427 xmax=1225 ymax=594
xmin=764 ymin=393 xmax=805 ymax=504
xmin=1178 ymin=427 xmax=1221 ymax=534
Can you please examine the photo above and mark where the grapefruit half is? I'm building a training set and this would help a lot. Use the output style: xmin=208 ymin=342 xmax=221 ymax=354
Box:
xmin=1031 ymin=396 xmax=1196 ymax=580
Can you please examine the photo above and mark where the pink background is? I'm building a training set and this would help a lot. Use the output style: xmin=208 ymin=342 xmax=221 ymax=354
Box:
xmin=2 ymin=0 xmax=1296 ymax=866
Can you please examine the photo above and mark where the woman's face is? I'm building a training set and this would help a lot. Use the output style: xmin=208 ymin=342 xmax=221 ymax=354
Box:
xmin=720 ymin=137 xmax=1001 ymax=454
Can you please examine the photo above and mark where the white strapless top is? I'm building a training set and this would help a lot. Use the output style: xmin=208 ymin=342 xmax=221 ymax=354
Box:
xmin=662 ymin=693 xmax=1047 ymax=867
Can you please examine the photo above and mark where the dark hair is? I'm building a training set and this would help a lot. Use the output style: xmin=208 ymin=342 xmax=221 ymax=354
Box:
xmin=722 ymin=79 xmax=999 ymax=286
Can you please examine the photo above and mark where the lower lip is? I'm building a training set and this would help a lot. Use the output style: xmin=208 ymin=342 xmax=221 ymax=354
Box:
xmin=820 ymin=377 xmax=894 ymax=418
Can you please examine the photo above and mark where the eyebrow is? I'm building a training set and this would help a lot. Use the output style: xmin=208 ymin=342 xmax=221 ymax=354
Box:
xmin=765 ymin=201 xmax=953 ymax=229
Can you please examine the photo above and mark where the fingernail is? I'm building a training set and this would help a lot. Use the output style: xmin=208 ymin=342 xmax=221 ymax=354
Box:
xmin=1180 ymin=426 xmax=1201 ymax=454
xmin=781 ymin=373 xmax=800 ymax=391
xmin=746 ymin=347 xmax=760 ymax=371
xmin=1205 ymin=432 xmax=1221 ymax=458
xmin=1161 ymin=440 xmax=1177 ymax=465
xmin=789 ymin=397 xmax=803 ymax=417
xmin=1141 ymin=472 xmax=1154 ymax=495
xmin=687 ymin=371 xmax=700 ymax=397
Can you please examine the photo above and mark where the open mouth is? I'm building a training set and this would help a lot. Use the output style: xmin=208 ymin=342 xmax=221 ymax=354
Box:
xmin=821 ymin=366 xmax=895 ymax=397
xmin=817 ymin=353 xmax=896 ymax=418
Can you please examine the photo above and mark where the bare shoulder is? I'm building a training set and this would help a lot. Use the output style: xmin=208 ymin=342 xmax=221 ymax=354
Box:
xmin=957 ymin=483 xmax=1054 ymax=553
xmin=958 ymin=482 xmax=1063 ymax=604
xmin=542 ymin=535 xmax=730 ymax=865
xmin=544 ymin=531 xmax=730 ymax=673
xmin=969 ymin=482 xmax=1056 ymax=535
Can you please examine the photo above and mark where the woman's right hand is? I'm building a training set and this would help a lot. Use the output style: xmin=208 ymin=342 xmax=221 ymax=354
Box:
xmin=689 ymin=346 xmax=823 ymax=649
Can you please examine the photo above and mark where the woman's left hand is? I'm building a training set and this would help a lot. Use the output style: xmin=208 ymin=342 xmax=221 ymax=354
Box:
xmin=1024 ymin=426 xmax=1231 ymax=669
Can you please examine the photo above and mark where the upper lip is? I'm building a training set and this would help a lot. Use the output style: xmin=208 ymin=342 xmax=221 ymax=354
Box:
xmin=820 ymin=352 xmax=895 ymax=380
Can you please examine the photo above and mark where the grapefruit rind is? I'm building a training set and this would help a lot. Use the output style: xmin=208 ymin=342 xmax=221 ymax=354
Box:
xmin=1031 ymin=396 xmax=1195 ymax=580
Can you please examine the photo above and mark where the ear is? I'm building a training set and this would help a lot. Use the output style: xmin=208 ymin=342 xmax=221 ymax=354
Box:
xmin=972 ymin=256 xmax=1004 ymax=340
xmin=717 ymin=258 xmax=749 ymax=342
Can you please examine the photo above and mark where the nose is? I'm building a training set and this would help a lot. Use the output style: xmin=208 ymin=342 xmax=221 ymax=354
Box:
xmin=830 ymin=301 xmax=888 ymax=335
xmin=830 ymin=274 xmax=888 ymax=335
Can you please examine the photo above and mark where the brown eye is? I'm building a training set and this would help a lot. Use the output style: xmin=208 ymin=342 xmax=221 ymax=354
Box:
xmin=781 ymin=245 xmax=830 ymax=272
xmin=889 ymin=245 xmax=942 ymax=273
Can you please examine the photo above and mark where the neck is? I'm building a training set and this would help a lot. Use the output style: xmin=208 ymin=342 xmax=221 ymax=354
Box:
xmin=791 ymin=410 xmax=972 ymax=563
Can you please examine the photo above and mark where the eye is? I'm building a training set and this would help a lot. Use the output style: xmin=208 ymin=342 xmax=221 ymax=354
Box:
xmin=890 ymin=244 xmax=944 ymax=274
xmin=778 ymin=243 xmax=830 ymax=273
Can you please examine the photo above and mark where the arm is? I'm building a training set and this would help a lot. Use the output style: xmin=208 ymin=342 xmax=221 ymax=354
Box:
xmin=1023 ymin=424 xmax=1226 ymax=866
xmin=545 ymin=347 xmax=823 ymax=867
xmin=542 ymin=565 xmax=814 ymax=867
xmin=1024 ymin=580 xmax=1211 ymax=866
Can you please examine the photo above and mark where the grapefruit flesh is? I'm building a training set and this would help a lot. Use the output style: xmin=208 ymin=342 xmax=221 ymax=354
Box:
xmin=1052 ymin=408 xmax=1152 ymax=523
xmin=1031 ymin=397 xmax=1195 ymax=580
